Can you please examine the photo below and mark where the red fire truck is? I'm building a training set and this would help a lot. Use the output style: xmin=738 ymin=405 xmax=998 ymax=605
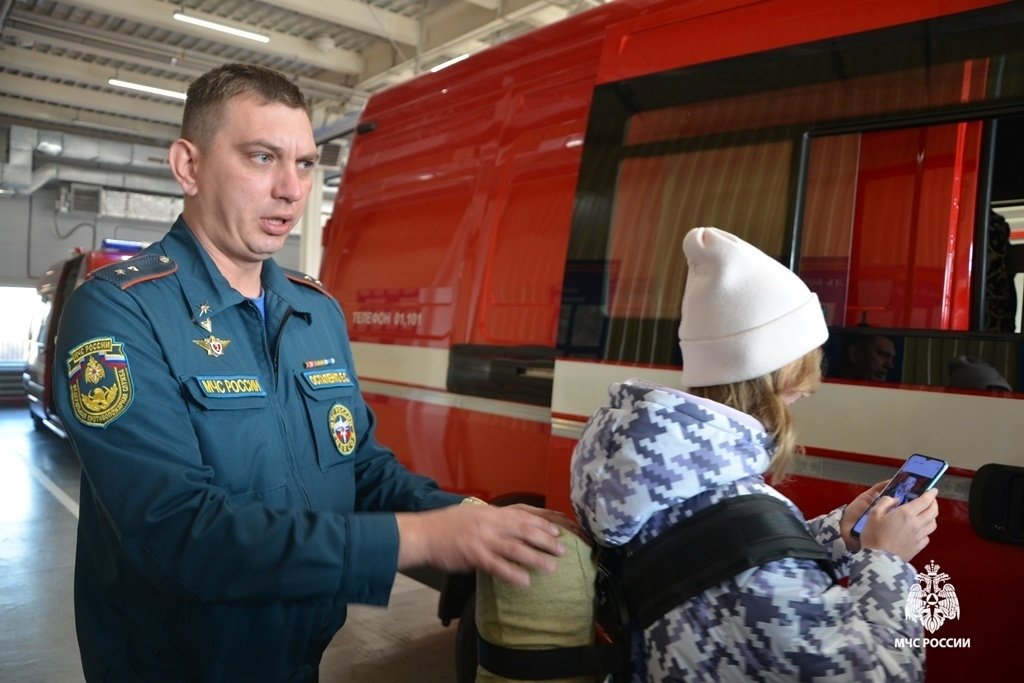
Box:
xmin=321 ymin=0 xmax=1024 ymax=678
xmin=23 ymin=239 xmax=146 ymax=437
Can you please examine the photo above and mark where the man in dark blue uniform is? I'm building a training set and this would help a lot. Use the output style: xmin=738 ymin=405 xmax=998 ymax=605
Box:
xmin=53 ymin=63 xmax=565 ymax=682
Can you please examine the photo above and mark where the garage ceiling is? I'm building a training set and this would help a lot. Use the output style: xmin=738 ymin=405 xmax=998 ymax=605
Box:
xmin=0 ymin=0 xmax=605 ymax=184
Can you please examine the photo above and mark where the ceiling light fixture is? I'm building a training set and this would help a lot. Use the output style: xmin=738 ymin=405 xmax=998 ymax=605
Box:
xmin=108 ymin=78 xmax=188 ymax=101
xmin=314 ymin=35 xmax=335 ymax=53
xmin=430 ymin=54 xmax=470 ymax=73
xmin=36 ymin=140 xmax=64 ymax=156
xmin=172 ymin=12 xmax=270 ymax=44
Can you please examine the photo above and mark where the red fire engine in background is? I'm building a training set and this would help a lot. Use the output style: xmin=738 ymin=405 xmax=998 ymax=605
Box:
xmin=321 ymin=0 xmax=1024 ymax=678
xmin=23 ymin=239 xmax=145 ymax=438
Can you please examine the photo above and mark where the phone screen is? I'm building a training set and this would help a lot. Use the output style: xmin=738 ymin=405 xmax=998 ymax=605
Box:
xmin=851 ymin=453 xmax=948 ymax=537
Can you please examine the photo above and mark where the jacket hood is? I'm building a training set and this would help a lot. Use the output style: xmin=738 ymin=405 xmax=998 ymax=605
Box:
xmin=570 ymin=378 xmax=773 ymax=546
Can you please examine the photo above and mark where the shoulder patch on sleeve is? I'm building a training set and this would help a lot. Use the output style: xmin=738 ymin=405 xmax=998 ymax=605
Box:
xmin=283 ymin=268 xmax=330 ymax=296
xmin=67 ymin=336 xmax=133 ymax=427
xmin=91 ymin=254 xmax=177 ymax=290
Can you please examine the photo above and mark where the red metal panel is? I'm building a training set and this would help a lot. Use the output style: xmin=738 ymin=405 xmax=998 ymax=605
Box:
xmin=469 ymin=88 xmax=586 ymax=346
xmin=366 ymin=392 xmax=550 ymax=502
xmin=597 ymin=0 xmax=1009 ymax=85
xmin=322 ymin=12 xmax=608 ymax=349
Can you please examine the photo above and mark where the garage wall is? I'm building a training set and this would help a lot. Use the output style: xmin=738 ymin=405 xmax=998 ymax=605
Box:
xmin=0 ymin=188 xmax=301 ymax=289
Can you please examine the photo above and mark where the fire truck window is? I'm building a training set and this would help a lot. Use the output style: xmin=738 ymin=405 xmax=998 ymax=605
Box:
xmin=799 ymin=121 xmax=982 ymax=331
xmin=600 ymin=140 xmax=792 ymax=363
xmin=561 ymin=13 xmax=1024 ymax=379
xmin=800 ymin=114 xmax=1024 ymax=334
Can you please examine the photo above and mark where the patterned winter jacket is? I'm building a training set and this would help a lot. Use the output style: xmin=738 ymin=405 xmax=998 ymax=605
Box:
xmin=570 ymin=379 xmax=924 ymax=682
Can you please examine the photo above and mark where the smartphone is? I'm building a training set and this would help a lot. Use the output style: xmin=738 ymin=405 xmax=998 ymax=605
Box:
xmin=851 ymin=453 xmax=948 ymax=537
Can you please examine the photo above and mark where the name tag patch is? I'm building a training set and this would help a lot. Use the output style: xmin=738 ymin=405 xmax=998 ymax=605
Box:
xmin=303 ymin=368 xmax=353 ymax=390
xmin=195 ymin=375 xmax=266 ymax=398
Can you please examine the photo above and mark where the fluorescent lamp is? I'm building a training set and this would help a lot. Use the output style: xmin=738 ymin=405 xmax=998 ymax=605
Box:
xmin=172 ymin=12 xmax=270 ymax=44
xmin=430 ymin=54 xmax=470 ymax=73
xmin=109 ymin=79 xmax=188 ymax=101
xmin=36 ymin=140 xmax=64 ymax=156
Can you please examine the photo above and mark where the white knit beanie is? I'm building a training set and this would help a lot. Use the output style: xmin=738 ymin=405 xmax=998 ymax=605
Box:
xmin=678 ymin=227 xmax=828 ymax=388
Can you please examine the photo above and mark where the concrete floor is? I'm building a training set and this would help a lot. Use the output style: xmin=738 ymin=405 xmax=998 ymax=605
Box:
xmin=0 ymin=405 xmax=459 ymax=682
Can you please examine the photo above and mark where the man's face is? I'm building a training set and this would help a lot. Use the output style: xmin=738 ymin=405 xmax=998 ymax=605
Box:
xmin=184 ymin=93 xmax=318 ymax=268
xmin=860 ymin=336 xmax=896 ymax=381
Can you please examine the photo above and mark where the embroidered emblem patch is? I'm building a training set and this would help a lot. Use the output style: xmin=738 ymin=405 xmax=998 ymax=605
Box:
xmin=194 ymin=335 xmax=231 ymax=357
xmin=328 ymin=404 xmax=356 ymax=456
xmin=67 ymin=337 xmax=133 ymax=427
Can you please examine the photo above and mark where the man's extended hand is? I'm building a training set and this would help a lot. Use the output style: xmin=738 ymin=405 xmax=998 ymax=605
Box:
xmin=396 ymin=504 xmax=567 ymax=587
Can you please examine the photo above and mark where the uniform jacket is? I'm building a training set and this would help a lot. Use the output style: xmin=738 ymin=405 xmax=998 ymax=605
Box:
xmin=54 ymin=218 xmax=462 ymax=682
xmin=570 ymin=379 xmax=924 ymax=682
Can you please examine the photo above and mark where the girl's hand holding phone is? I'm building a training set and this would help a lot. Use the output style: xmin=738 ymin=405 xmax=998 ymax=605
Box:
xmin=840 ymin=481 xmax=889 ymax=551
xmin=858 ymin=488 xmax=940 ymax=562
xmin=851 ymin=454 xmax=947 ymax=537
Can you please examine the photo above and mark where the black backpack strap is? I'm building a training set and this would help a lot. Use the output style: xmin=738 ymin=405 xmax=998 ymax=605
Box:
xmin=621 ymin=493 xmax=836 ymax=628
xmin=477 ymin=635 xmax=628 ymax=680
xmin=475 ymin=493 xmax=835 ymax=680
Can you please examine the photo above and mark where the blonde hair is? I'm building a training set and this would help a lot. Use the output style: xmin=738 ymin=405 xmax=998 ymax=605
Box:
xmin=689 ymin=347 xmax=823 ymax=480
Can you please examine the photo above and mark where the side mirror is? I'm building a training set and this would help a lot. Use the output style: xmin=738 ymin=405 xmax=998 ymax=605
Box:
xmin=969 ymin=463 xmax=1024 ymax=545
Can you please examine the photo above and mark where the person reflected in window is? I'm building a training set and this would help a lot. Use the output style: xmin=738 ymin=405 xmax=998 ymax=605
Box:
xmin=837 ymin=334 xmax=897 ymax=382
xmin=948 ymin=355 xmax=1012 ymax=392
xmin=983 ymin=209 xmax=1017 ymax=333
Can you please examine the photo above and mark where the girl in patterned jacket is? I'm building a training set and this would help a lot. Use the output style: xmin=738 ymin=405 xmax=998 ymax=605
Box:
xmin=571 ymin=227 xmax=938 ymax=682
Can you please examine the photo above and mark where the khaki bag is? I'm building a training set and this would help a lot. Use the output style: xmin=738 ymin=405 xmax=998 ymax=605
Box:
xmin=475 ymin=529 xmax=599 ymax=683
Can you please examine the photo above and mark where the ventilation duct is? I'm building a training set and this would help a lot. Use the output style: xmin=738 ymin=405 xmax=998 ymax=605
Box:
xmin=0 ymin=125 xmax=35 ymax=190
xmin=0 ymin=125 xmax=172 ymax=195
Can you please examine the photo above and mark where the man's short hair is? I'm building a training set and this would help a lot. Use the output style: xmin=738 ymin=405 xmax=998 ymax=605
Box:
xmin=181 ymin=63 xmax=310 ymax=150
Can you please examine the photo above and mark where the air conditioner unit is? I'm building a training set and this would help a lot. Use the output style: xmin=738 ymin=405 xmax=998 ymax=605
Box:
xmin=58 ymin=183 xmax=103 ymax=214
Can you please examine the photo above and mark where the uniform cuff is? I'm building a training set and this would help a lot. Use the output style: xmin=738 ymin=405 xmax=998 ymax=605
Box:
xmin=340 ymin=512 xmax=400 ymax=606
